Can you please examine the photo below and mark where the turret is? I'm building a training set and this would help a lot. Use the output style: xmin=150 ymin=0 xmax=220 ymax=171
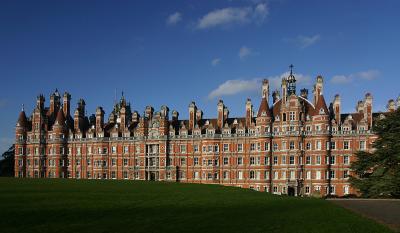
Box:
xmin=364 ymin=93 xmax=373 ymax=129
xmin=217 ymin=100 xmax=225 ymax=129
xmin=262 ymin=79 xmax=269 ymax=101
xmin=63 ymin=92 xmax=71 ymax=117
xmin=16 ymin=105 xmax=27 ymax=135
xmin=387 ymin=99 xmax=396 ymax=112
xmin=172 ymin=110 xmax=179 ymax=121
xmin=245 ymin=98 xmax=253 ymax=128
xmin=313 ymin=75 xmax=324 ymax=105
xmin=96 ymin=107 xmax=104 ymax=132
xmin=49 ymin=89 xmax=61 ymax=115
xmin=333 ymin=94 xmax=341 ymax=125
xmin=36 ymin=94 xmax=45 ymax=110
xmin=145 ymin=106 xmax=154 ymax=119
xmin=300 ymin=88 xmax=308 ymax=99
xmin=188 ymin=102 xmax=197 ymax=131
xmin=281 ymin=78 xmax=287 ymax=103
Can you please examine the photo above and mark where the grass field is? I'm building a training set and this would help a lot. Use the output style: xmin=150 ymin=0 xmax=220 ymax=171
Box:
xmin=0 ymin=178 xmax=393 ymax=233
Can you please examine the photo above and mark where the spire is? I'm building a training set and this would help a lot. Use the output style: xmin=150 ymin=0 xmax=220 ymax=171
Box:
xmin=21 ymin=104 xmax=24 ymax=112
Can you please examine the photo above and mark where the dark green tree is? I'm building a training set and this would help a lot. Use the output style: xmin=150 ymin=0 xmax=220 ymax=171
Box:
xmin=350 ymin=109 xmax=400 ymax=198
xmin=0 ymin=144 xmax=14 ymax=177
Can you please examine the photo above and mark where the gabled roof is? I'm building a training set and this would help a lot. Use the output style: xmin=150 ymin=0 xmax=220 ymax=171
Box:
xmin=257 ymin=97 xmax=270 ymax=117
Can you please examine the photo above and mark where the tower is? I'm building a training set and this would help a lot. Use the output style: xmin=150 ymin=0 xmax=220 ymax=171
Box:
xmin=313 ymin=76 xmax=324 ymax=105
xmin=287 ymin=64 xmax=296 ymax=96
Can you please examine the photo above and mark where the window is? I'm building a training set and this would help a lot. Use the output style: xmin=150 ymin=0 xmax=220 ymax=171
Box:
xmin=306 ymin=171 xmax=311 ymax=180
xmin=111 ymin=171 xmax=116 ymax=179
xmin=306 ymin=156 xmax=311 ymax=165
xmin=250 ymin=171 xmax=255 ymax=179
xmin=344 ymin=141 xmax=350 ymax=150
xmin=223 ymin=157 xmax=229 ymax=165
xmin=344 ymin=155 xmax=350 ymax=165
xmin=316 ymin=171 xmax=321 ymax=180
xmin=330 ymin=156 xmax=335 ymax=165
xmin=305 ymin=186 xmax=310 ymax=194
xmin=194 ymin=157 xmax=199 ymax=166
xmin=124 ymin=146 xmax=129 ymax=154
xmin=237 ymin=144 xmax=243 ymax=152
xmin=329 ymin=170 xmax=335 ymax=179
xmin=273 ymin=171 xmax=279 ymax=180
xmin=264 ymin=171 xmax=269 ymax=180
xmin=273 ymin=156 xmax=278 ymax=165
xmin=282 ymin=142 xmax=287 ymax=150
xmin=282 ymin=113 xmax=287 ymax=121
xmin=214 ymin=145 xmax=219 ymax=153
xmin=264 ymin=142 xmax=270 ymax=151
xmin=180 ymin=158 xmax=186 ymax=165
xmin=112 ymin=146 xmax=117 ymax=154
xmin=264 ymin=156 xmax=269 ymax=165
xmin=289 ymin=141 xmax=295 ymax=150
xmin=290 ymin=171 xmax=295 ymax=180
xmin=316 ymin=141 xmax=321 ymax=150
xmin=359 ymin=141 xmax=366 ymax=150
xmin=237 ymin=171 xmax=243 ymax=180
xmin=111 ymin=158 xmax=116 ymax=166
xmin=223 ymin=171 xmax=229 ymax=180
xmin=273 ymin=143 xmax=278 ymax=151
xmin=289 ymin=111 xmax=295 ymax=121
xmin=87 ymin=159 xmax=91 ymax=166
xmin=237 ymin=157 xmax=243 ymax=165
xmin=223 ymin=144 xmax=229 ymax=152
xmin=250 ymin=143 xmax=256 ymax=151
xmin=343 ymin=170 xmax=349 ymax=178
xmin=123 ymin=158 xmax=128 ymax=166
xmin=282 ymin=156 xmax=286 ymax=164
xmin=123 ymin=171 xmax=128 ymax=179
xmin=180 ymin=145 xmax=186 ymax=153
xmin=289 ymin=156 xmax=295 ymax=165
xmin=306 ymin=143 xmax=311 ymax=150
xmin=193 ymin=145 xmax=199 ymax=152
xmin=344 ymin=186 xmax=349 ymax=195
xmin=331 ymin=141 xmax=336 ymax=150
xmin=316 ymin=156 xmax=321 ymax=165
xmin=250 ymin=157 xmax=255 ymax=165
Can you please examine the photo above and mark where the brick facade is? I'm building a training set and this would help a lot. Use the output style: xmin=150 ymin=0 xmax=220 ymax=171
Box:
xmin=14 ymin=73 xmax=398 ymax=197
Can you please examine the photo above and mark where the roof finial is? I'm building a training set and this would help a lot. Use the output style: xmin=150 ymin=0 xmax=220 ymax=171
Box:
xmin=22 ymin=104 xmax=24 ymax=112
xmin=289 ymin=64 xmax=294 ymax=75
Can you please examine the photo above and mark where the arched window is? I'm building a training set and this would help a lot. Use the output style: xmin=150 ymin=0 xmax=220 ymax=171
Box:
xmin=283 ymin=113 xmax=287 ymax=121
xmin=250 ymin=170 xmax=255 ymax=179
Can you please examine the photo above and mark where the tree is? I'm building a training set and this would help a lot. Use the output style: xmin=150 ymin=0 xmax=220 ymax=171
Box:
xmin=0 ymin=144 xmax=14 ymax=177
xmin=350 ymin=109 xmax=400 ymax=198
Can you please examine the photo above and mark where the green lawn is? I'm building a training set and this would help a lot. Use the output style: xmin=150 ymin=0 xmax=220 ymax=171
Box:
xmin=0 ymin=178 xmax=393 ymax=233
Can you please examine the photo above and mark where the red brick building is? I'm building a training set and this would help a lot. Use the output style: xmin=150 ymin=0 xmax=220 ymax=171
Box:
xmin=14 ymin=71 xmax=398 ymax=196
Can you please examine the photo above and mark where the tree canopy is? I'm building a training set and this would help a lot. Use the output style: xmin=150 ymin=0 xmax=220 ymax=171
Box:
xmin=350 ymin=109 xmax=400 ymax=198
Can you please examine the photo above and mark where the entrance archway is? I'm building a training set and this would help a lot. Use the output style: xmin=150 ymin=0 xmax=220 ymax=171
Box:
xmin=288 ymin=187 xmax=295 ymax=196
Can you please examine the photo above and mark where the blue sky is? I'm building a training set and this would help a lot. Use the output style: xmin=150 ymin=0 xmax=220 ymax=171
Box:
xmin=1 ymin=0 xmax=399 ymax=153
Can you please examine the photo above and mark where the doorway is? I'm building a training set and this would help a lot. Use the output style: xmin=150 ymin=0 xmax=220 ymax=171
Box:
xmin=288 ymin=186 xmax=295 ymax=196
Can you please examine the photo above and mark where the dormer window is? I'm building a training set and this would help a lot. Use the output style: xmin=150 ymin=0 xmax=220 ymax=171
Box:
xmin=319 ymin=108 xmax=325 ymax=114
xmin=275 ymin=115 xmax=280 ymax=121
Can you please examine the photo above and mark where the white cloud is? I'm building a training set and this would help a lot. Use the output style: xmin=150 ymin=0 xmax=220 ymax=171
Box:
xmin=211 ymin=58 xmax=221 ymax=66
xmin=331 ymin=70 xmax=380 ymax=84
xmin=285 ymin=34 xmax=321 ymax=49
xmin=196 ymin=2 xmax=269 ymax=29
xmin=166 ymin=12 xmax=182 ymax=25
xmin=331 ymin=75 xmax=351 ymax=84
xmin=208 ymin=71 xmax=311 ymax=100
xmin=239 ymin=46 xmax=252 ymax=60
xmin=208 ymin=79 xmax=259 ymax=100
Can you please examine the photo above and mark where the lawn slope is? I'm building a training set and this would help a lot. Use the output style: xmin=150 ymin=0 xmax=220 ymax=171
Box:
xmin=0 ymin=178 xmax=393 ymax=233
